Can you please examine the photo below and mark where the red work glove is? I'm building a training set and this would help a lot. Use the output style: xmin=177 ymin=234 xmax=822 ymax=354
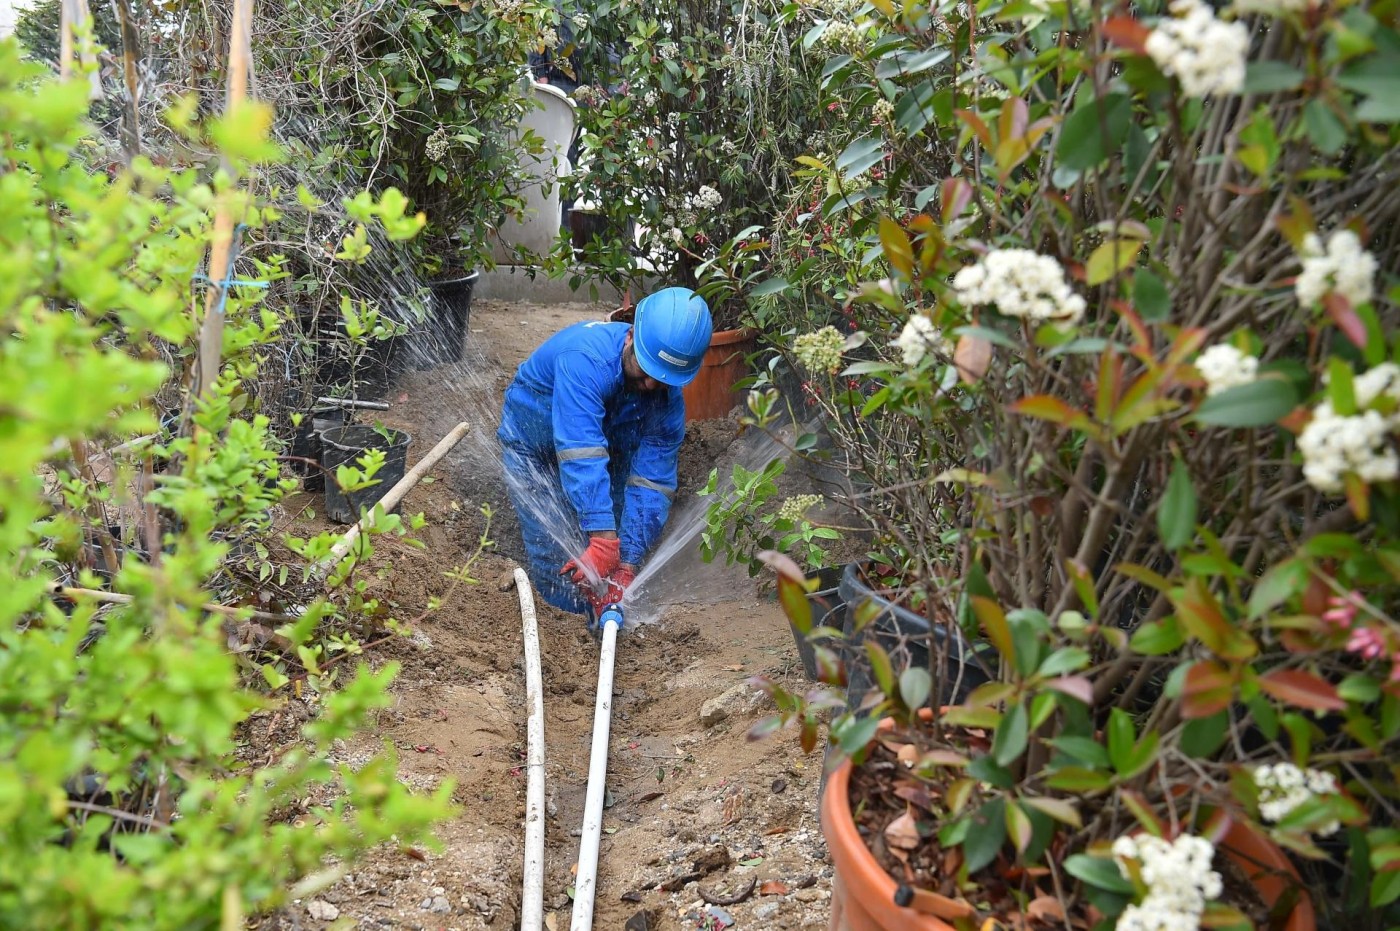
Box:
xmin=561 ymin=535 xmax=621 ymax=586
xmin=610 ymin=565 xmax=636 ymax=594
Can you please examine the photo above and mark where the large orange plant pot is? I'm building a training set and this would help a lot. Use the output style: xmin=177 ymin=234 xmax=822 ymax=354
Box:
xmin=680 ymin=327 xmax=757 ymax=422
xmin=821 ymin=727 xmax=1317 ymax=931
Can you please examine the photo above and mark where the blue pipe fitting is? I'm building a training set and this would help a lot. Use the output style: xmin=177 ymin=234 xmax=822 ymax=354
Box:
xmin=597 ymin=604 xmax=624 ymax=630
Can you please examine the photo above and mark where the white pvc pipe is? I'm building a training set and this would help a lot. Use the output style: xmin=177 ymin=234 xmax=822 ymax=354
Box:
xmin=569 ymin=615 xmax=621 ymax=931
xmin=515 ymin=568 xmax=547 ymax=931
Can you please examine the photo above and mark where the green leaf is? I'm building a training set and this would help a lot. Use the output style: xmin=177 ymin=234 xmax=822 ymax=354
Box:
xmin=1038 ymin=647 xmax=1091 ymax=677
xmin=836 ymin=135 xmax=884 ymax=178
xmin=899 ymin=667 xmax=932 ymax=712
xmin=1056 ymin=94 xmax=1131 ymax=173
xmin=1304 ymin=100 xmax=1348 ymax=155
xmin=1086 ymin=239 xmax=1143 ymax=286
xmin=1133 ymin=269 xmax=1171 ymax=322
xmin=1355 ymin=95 xmax=1400 ymax=123
xmin=1248 ymin=559 xmax=1307 ymax=619
xmin=865 ymin=641 xmax=897 ymax=701
xmin=1157 ymin=458 xmax=1197 ymax=552
xmin=1181 ymin=711 xmax=1229 ymax=758
xmin=1064 ymin=853 xmax=1135 ymax=894
xmin=1049 ymin=736 xmax=1110 ymax=767
xmin=874 ymin=48 xmax=951 ymax=80
xmin=432 ymin=77 xmax=461 ymax=91
xmin=962 ymin=799 xmax=1007 ymax=873
xmin=968 ymin=756 xmax=1014 ymax=789
xmin=1372 ymin=868 xmax=1400 ymax=907
xmin=1045 ymin=767 xmax=1113 ymax=792
xmin=1107 ymin=708 xmax=1136 ymax=775
xmin=993 ymin=702 xmax=1030 ymax=766
xmin=1195 ymin=379 xmax=1299 ymax=427
xmin=1243 ymin=61 xmax=1304 ymax=93
xmin=1131 ymin=618 xmax=1185 ymax=655
xmin=749 ymin=276 xmax=791 ymax=298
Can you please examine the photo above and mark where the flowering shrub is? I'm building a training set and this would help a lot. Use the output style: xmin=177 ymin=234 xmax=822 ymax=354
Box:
xmin=743 ymin=0 xmax=1400 ymax=924
xmin=561 ymin=0 xmax=827 ymax=325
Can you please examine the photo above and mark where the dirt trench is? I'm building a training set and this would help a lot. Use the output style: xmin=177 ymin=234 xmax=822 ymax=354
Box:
xmin=257 ymin=298 xmax=837 ymax=931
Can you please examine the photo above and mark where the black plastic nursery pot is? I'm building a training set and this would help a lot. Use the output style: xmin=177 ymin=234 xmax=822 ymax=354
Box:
xmin=402 ymin=271 xmax=479 ymax=370
xmin=288 ymin=405 xmax=351 ymax=492
xmin=839 ymin=561 xmax=993 ymax=717
xmin=319 ymin=425 xmax=412 ymax=525
xmin=790 ymin=565 xmax=847 ymax=681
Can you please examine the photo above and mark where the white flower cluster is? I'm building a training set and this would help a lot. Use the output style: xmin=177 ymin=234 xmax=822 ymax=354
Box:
xmin=777 ymin=494 xmax=823 ymax=523
xmin=809 ymin=0 xmax=862 ymax=13
xmin=1145 ymin=0 xmax=1249 ymax=98
xmin=1299 ymin=407 xmax=1398 ymax=492
xmin=685 ymin=185 xmax=723 ymax=211
xmin=720 ymin=139 xmax=739 ymax=157
xmin=872 ymin=98 xmax=895 ymax=126
xmin=893 ymin=315 xmax=951 ymax=368
xmin=539 ymin=27 xmax=560 ymax=50
xmin=642 ymin=90 xmax=659 ymax=108
xmin=952 ymin=250 xmax=1087 ymax=325
xmin=573 ymin=84 xmax=599 ymax=105
xmin=571 ymin=12 xmax=591 ymax=30
xmin=816 ymin=21 xmax=866 ymax=54
xmin=1254 ymin=763 xmax=1341 ymax=835
xmin=425 ymin=126 xmax=449 ymax=163
xmin=1295 ymin=229 xmax=1377 ymax=309
xmin=1298 ymin=362 xmax=1400 ymax=493
xmin=407 ymin=8 xmax=432 ymax=30
xmin=1113 ymin=834 xmax=1223 ymax=931
xmin=793 ymin=326 xmax=846 ymax=375
xmin=1232 ymin=0 xmax=1310 ymax=15
xmin=1196 ymin=344 xmax=1259 ymax=396
xmin=658 ymin=41 xmax=680 ymax=60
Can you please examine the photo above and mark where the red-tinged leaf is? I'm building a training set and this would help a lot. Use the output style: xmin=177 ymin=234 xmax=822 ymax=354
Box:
xmin=1324 ymin=292 xmax=1370 ymax=349
xmin=955 ymin=333 xmax=992 ymax=385
xmin=758 ymin=881 xmax=789 ymax=896
xmin=1345 ymin=472 xmax=1371 ymax=521
xmin=1172 ymin=579 xmax=1258 ymax=660
xmin=1182 ymin=661 xmax=1235 ymax=719
xmin=1011 ymin=395 xmax=1093 ymax=433
xmin=1102 ymin=16 xmax=1150 ymax=53
xmin=954 ymin=108 xmax=993 ymax=148
xmin=879 ymin=216 xmax=915 ymax=280
xmin=800 ymin=718 xmax=819 ymax=754
xmin=1024 ymin=797 xmax=1082 ymax=828
xmin=1119 ymin=789 xmax=1165 ymax=836
xmin=1260 ymin=668 xmax=1346 ymax=711
xmin=998 ymin=97 xmax=1029 ymax=144
xmin=919 ymin=749 xmax=971 ymax=767
xmin=1278 ymin=407 xmax=1311 ymax=434
xmin=1044 ymin=676 xmax=1094 ymax=705
xmin=1276 ymin=200 xmax=1315 ymax=251
xmin=971 ymin=596 xmax=1016 ymax=668
xmin=1007 ymin=801 xmax=1034 ymax=854
xmin=942 ymin=177 xmax=972 ymax=223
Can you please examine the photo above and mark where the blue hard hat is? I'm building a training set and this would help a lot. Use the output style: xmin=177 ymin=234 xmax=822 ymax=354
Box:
xmin=631 ymin=287 xmax=713 ymax=387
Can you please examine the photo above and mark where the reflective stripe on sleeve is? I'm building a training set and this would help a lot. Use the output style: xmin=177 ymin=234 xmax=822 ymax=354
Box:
xmin=627 ymin=475 xmax=675 ymax=499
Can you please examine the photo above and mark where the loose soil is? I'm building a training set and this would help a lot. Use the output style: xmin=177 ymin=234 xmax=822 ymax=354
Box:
xmin=252 ymin=297 xmax=838 ymax=931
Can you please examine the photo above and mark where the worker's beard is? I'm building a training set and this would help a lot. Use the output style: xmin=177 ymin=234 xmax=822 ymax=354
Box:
xmin=622 ymin=345 xmax=663 ymax=393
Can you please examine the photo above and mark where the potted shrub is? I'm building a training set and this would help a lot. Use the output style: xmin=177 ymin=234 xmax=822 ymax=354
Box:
xmin=736 ymin=0 xmax=1400 ymax=927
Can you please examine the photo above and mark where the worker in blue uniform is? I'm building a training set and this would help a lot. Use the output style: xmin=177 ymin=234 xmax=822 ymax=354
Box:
xmin=498 ymin=287 xmax=713 ymax=620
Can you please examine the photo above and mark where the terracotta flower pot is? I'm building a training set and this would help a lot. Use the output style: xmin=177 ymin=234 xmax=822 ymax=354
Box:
xmin=820 ymin=718 xmax=1317 ymax=931
xmin=602 ymin=308 xmax=756 ymax=422
xmin=680 ymin=326 xmax=757 ymax=422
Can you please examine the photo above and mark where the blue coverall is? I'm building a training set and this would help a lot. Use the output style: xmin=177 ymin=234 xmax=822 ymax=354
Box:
xmin=498 ymin=321 xmax=686 ymax=613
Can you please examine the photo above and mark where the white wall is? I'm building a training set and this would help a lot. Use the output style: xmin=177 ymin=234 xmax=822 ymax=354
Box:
xmin=0 ymin=0 xmax=38 ymax=39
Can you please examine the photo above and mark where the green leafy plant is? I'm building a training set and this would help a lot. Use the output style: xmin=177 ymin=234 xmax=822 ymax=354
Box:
xmin=0 ymin=39 xmax=454 ymax=927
